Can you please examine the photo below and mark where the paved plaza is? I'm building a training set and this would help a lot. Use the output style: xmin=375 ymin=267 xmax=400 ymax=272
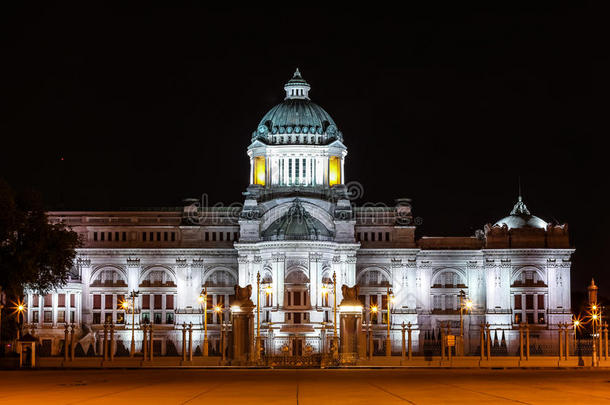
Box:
xmin=1 ymin=368 xmax=609 ymax=404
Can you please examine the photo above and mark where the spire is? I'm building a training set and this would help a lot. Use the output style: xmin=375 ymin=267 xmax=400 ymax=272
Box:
xmin=284 ymin=68 xmax=311 ymax=100
xmin=510 ymin=196 xmax=531 ymax=216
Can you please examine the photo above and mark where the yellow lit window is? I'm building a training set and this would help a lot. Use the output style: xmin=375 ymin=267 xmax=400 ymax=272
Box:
xmin=329 ymin=156 xmax=341 ymax=186
xmin=254 ymin=156 xmax=266 ymax=186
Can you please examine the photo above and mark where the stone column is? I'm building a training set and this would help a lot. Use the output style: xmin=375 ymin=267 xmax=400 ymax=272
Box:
xmin=188 ymin=323 xmax=193 ymax=362
xmin=103 ymin=323 xmax=108 ymax=361
xmin=181 ymin=323 xmax=187 ymax=361
xmin=149 ymin=324 xmax=154 ymax=362
xmin=339 ymin=309 xmax=361 ymax=355
xmin=604 ymin=322 xmax=608 ymax=360
xmin=231 ymin=287 xmax=255 ymax=365
xmin=558 ymin=324 xmax=564 ymax=360
xmin=485 ymin=323 xmax=491 ymax=361
xmin=519 ymin=323 xmax=524 ymax=360
xmin=440 ymin=322 xmax=446 ymax=361
xmin=142 ymin=324 xmax=148 ymax=361
xmin=407 ymin=322 xmax=413 ymax=360
xmin=564 ymin=324 xmax=569 ymax=360
xmin=109 ymin=324 xmax=115 ymax=362
xmin=479 ymin=322 xmax=484 ymax=361
xmin=401 ymin=322 xmax=406 ymax=359
xmin=64 ymin=324 xmax=69 ymax=362
xmin=70 ymin=323 xmax=76 ymax=361
xmin=525 ymin=323 xmax=530 ymax=360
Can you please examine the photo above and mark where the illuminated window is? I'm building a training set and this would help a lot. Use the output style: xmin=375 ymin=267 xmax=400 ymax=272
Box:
xmin=254 ymin=156 xmax=265 ymax=185
xmin=329 ymin=156 xmax=341 ymax=186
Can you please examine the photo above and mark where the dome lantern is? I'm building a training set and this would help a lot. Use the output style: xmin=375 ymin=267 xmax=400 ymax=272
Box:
xmin=284 ymin=68 xmax=311 ymax=100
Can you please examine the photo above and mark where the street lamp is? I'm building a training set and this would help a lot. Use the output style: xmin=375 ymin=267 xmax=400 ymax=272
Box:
xmin=198 ymin=287 xmax=208 ymax=356
xmin=214 ymin=304 xmax=224 ymax=361
xmin=458 ymin=290 xmax=472 ymax=355
xmin=12 ymin=300 xmax=26 ymax=340
xmin=332 ymin=272 xmax=338 ymax=357
xmin=256 ymin=272 xmax=261 ymax=360
xmin=386 ymin=287 xmax=393 ymax=356
xmin=123 ymin=290 xmax=139 ymax=357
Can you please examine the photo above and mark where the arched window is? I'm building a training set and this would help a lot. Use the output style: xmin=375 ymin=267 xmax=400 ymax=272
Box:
xmin=430 ymin=270 xmax=467 ymax=313
xmin=357 ymin=268 xmax=392 ymax=325
xmin=90 ymin=267 xmax=128 ymax=325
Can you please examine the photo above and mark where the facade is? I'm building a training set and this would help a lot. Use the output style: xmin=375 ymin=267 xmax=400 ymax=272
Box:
xmin=28 ymin=70 xmax=573 ymax=357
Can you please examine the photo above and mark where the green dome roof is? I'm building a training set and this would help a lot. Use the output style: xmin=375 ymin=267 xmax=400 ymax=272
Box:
xmin=262 ymin=199 xmax=334 ymax=241
xmin=253 ymin=69 xmax=343 ymax=144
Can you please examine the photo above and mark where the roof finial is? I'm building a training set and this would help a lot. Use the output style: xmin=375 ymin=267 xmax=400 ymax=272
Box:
xmin=284 ymin=68 xmax=310 ymax=100
xmin=294 ymin=68 xmax=301 ymax=78
xmin=518 ymin=176 xmax=522 ymax=202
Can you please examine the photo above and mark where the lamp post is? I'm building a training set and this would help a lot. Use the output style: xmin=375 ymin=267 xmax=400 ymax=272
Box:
xmin=256 ymin=272 xmax=261 ymax=361
xmin=198 ymin=288 xmax=208 ymax=356
xmin=14 ymin=301 xmax=26 ymax=340
xmin=214 ymin=304 xmax=224 ymax=361
xmin=385 ymin=287 xmax=394 ymax=357
xmin=332 ymin=272 xmax=338 ymax=357
xmin=458 ymin=290 xmax=472 ymax=356
xmin=123 ymin=290 xmax=139 ymax=357
xmin=370 ymin=305 xmax=378 ymax=358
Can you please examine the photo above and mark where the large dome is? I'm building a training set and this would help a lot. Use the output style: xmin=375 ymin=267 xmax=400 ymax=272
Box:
xmin=262 ymin=199 xmax=334 ymax=241
xmin=494 ymin=197 xmax=548 ymax=230
xmin=252 ymin=69 xmax=342 ymax=144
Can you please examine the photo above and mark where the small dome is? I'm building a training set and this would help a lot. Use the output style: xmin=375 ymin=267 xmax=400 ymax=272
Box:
xmin=253 ymin=69 xmax=342 ymax=144
xmin=494 ymin=197 xmax=548 ymax=230
xmin=262 ymin=199 xmax=333 ymax=241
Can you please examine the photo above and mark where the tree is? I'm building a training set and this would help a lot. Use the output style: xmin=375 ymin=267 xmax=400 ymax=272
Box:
xmin=0 ymin=178 xmax=80 ymax=297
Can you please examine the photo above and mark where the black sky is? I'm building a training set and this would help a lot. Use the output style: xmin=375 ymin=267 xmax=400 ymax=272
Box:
xmin=1 ymin=3 xmax=606 ymax=296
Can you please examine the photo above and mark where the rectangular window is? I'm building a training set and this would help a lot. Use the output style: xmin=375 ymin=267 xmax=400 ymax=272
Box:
xmin=371 ymin=232 xmax=376 ymax=241
xmin=32 ymin=294 xmax=39 ymax=307
xmin=122 ymin=232 xmax=127 ymax=241
xmin=293 ymin=312 xmax=301 ymax=324
xmin=70 ymin=294 xmax=75 ymax=307
xmin=141 ymin=312 xmax=150 ymax=324
xmin=302 ymin=158 xmax=306 ymax=179
xmin=212 ymin=232 xmax=217 ymax=241
xmin=166 ymin=295 xmax=174 ymax=310
xmin=253 ymin=156 xmax=266 ymax=186
xmin=171 ymin=232 xmax=176 ymax=241
xmin=526 ymin=313 xmax=534 ymax=324
xmin=108 ymin=232 xmax=112 ymax=241
xmin=93 ymin=313 xmax=101 ymax=324
xmin=329 ymin=156 xmax=341 ymax=186
xmin=514 ymin=313 xmax=521 ymax=324
xmin=32 ymin=311 xmax=39 ymax=323
xmin=105 ymin=295 xmax=113 ymax=309
xmin=378 ymin=232 xmax=383 ymax=241
xmin=94 ymin=232 xmax=98 ymax=241
xmin=157 ymin=232 xmax=161 ymax=241
xmin=206 ymin=295 xmax=213 ymax=308
xmin=370 ymin=295 xmax=378 ymax=306
xmin=525 ymin=294 xmax=534 ymax=310
xmin=364 ymin=233 xmax=368 ymax=241
xmin=100 ymin=232 xmax=105 ymax=241
xmin=514 ymin=294 xmax=522 ymax=310
xmin=205 ymin=232 xmax=209 ymax=241
xmin=149 ymin=232 xmax=153 ymax=241
xmin=93 ymin=294 xmax=101 ymax=309
xmin=166 ymin=313 xmax=174 ymax=324
xmin=58 ymin=294 xmax=66 ymax=307
xmin=216 ymin=295 xmax=225 ymax=305
xmin=143 ymin=232 xmax=147 ymax=241
xmin=115 ymin=232 xmax=119 ymax=241
xmin=154 ymin=312 xmax=162 ymax=324
xmin=382 ymin=295 xmax=388 ymax=309
xmin=219 ymin=232 xmax=224 ymax=241
xmin=43 ymin=311 xmax=52 ymax=323
xmin=164 ymin=232 xmax=168 ymax=241
xmin=154 ymin=294 xmax=162 ymax=309
xmin=233 ymin=232 xmax=238 ymax=241
xmin=537 ymin=294 xmax=545 ymax=310
xmin=288 ymin=159 xmax=292 ymax=185
xmin=142 ymin=294 xmax=150 ymax=309
xmin=295 ymin=158 xmax=300 ymax=181
xmin=537 ymin=312 xmax=545 ymax=324
xmin=293 ymin=292 xmax=301 ymax=306
xmin=116 ymin=312 xmax=125 ymax=324
xmin=105 ymin=313 xmax=113 ymax=323
xmin=44 ymin=294 xmax=52 ymax=307
xmin=385 ymin=232 xmax=390 ymax=241
xmin=70 ymin=311 xmax=75 ymax=323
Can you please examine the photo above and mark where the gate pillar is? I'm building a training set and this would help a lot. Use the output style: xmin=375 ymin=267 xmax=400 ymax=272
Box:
xmin=231 ymin=284 xmax=255 ymax=365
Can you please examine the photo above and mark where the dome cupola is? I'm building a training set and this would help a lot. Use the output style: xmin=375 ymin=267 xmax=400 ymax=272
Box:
xmin=261 ymin=199 xmax=333 ymax=241
xmin=253 ymin=69 xmax=342 ymax=145
xmin=494 ymin=196 xmax=548 ymax=230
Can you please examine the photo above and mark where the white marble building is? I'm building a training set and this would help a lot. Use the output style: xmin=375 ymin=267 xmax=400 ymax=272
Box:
xmin=28 ymin=70 xmax=573 ymax=357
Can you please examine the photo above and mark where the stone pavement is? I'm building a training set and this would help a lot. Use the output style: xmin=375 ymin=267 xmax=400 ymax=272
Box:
xmin=1 ymin=368 xmax=610 ymax=404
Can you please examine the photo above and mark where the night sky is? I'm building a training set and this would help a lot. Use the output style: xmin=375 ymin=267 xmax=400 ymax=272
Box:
xmin=1 ymin=4 xmax=605 ymax=297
